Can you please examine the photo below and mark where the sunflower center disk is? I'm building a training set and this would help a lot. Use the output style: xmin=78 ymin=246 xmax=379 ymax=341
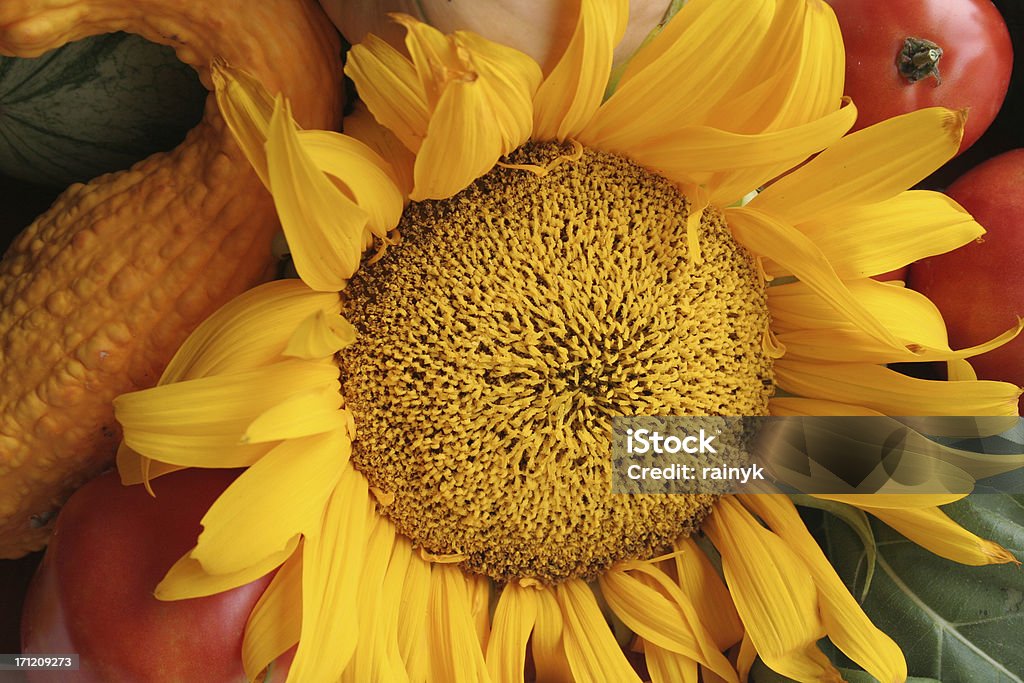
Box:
xmin=339 ymin=142 xmax=774 ymax=584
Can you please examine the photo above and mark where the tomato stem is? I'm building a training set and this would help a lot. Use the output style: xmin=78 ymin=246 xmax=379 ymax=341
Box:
xmin=898 ymin=37 xmax=943 ymax=85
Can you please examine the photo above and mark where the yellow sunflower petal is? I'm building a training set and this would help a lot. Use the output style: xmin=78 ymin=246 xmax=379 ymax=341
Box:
xmin=398 ymin=552 xmax=432 ymax=681
xmin=284 ymin=309 xmax=356 ymax=360
xmin=121 ymin=433 xmax=272 ymax=470
xmin=114 ymin=360 xmax=340 ymax=467
xmin=673 ymin=537 xmax=744 ymax=651
xmin=427 ymin=563 xmax=490 ymax=682
xmin=340 ymin=514 xmax=402 ymax=683
xmin=533 ymin=587 xmax=573 ymax=683
xmin=775 ymin=360 xmax=1022 ymax=416
xmin=532 ymin=0 xmax=627 ymax=141
xmin=116 ymin=443 xmax=183 ymax=486
xmin=453 ymin=31 xmax=541 ymax=149
xmin=861 ymin=505 xmax=1019 ymax=566
xmin=703 ymin=497 xmax=841 ymax=682
xmin=189 ymin=431 xmax=347 ymax=575
xmin=289 ymin=467 xmax=370 ymax=682
xmin=769 ymin=396 xmax=885 ymax=417
xmin=814 ymin=493 xmax=967 ymax=509
xmin=557 ymin=579 xmax=643 ymax=683
xmin=607 ymin=0 xmax=736 ymax=93
xmin=602 ymin=566 xmax=705 ymax=656
xmin=159 ymin=280 xmax=342 ymax=383
xmin=769 ymin=279 xmax=947 ymax=341
xmin=344 ymin=33 xmax=430 ymax=153
xmin=347 ymin=15 xmax=542 ymax=201
xmin=580 ymin=0 xmax=774 ymax=151
xmin=645 ymin=643 xmax=699 ymax=683
xmin=634 ymin=101 xmax=854 ymax=194
xmin=740 ymin=495 xmax=907 ymax=683
xmin=466 ymin=573 xmax=493 ymax=651
xmin=793 ymin=191 xmax=984 ymax=279
xmin=948 ymin=358 xmax=979 ymax=381
xmin=768 ymin=281 xmax=1023 ymax=367
xmin=266 ymin=99 xmax=370 ymax=290
xmin=770 ymin=277 xmax=1024 ymax=364
xmin=211 ymin=59 xmax=275 ymax=187
xmin=710 ymin=0 xmax=844 ymax=134
xmin=485 ymin=582 xmax=539 ymax=683
xmin=752 ymin=108 xmax=965 ymax=225
xmin=380 ymin=537 xmax=418 ymax=681
xmin=699 ymin=0 xmax=845 ymax=204
xmin=409 ymin=79 xmax=503 ymax=201
xmin=762 ymin=0 xmax=844 ymax=126
xmin=394 ymin=14 xmax=462 ymax=105
xmin=601 ymin=0 xmax=844 ymax=199
xmin=726 ymin=207 xmax=905 ymax=350
xmin=343 ymin=100 xmax=416 ymax=197
xmin=243 ymin=546 xmax=303 ymax=682
xmin=156 ymin=536 xmax=298 ymax=600
xmin=297 ymin=130 xmax=404 ymax=239
xmin=243 ymin=387 xmax=347 ymax=444
xmin=777 ymin=323 xmax=1023 ymax=365
xmin=408 ymin=30 xmax=541 ymax=201
xmin=210 ymin=66 xmax=402 ymax=265
xmin=599 ymin=562 xmax=738 ymax=683
xmin=676 ymin=182 xmax=709 ymax=268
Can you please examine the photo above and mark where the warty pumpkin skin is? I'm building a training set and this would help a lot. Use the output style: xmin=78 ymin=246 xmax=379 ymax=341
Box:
xmin=0 ymin=0 xmax=344 ymax=557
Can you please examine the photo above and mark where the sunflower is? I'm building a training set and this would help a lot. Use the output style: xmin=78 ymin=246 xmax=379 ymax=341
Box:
xmin=111 ymin=0 xmax=1022 ymax=681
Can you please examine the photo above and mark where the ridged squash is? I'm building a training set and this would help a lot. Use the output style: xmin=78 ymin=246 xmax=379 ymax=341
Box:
xmin=0 ymin=0 xmax=344 ymax=557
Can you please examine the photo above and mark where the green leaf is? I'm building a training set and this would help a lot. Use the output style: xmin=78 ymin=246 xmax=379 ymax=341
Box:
xmin=823 ymin=493 xmax=1024 ymax=682
xmin=838 ymin=668 xmax=940 ymax=683
xmin=748 ymin=659 xmax=795 ymax=682
xmin=792 ymin=494 xmax=877 ymax=600
xmin=0 ymin=33 xmax=206 ymax=187
xmin=749 ymin=659 xmax=942 ymax=683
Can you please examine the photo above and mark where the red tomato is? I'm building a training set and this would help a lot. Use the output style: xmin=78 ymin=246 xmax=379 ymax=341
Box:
xmin=908 ymin=149 xmax=1024 ymax=404
xmin=20 ymin=468 xmax=277 ymax=683
xmin=828 ymin=0 xmax=1013 ymax=154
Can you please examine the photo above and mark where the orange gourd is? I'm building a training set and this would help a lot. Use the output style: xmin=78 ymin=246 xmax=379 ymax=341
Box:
xmin=0 ymin=0 xmax=343 ymax=557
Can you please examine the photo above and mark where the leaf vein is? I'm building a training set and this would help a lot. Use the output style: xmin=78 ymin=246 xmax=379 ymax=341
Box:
xmin=878 ymin=554 xmax=1023 ymax=682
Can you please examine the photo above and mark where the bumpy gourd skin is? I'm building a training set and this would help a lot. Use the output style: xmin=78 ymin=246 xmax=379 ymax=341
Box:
xmin=0 ymin=0 xmax=343 ymax=557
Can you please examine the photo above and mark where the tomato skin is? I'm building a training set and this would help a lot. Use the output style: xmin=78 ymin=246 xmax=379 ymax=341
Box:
xmin=908 ymin=149 xmax=1024 ymax=405
xmin=20 ymin=468 xmax=273 ymax=683
xmin=828 ymin=0 xmax=1013 ymax=154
